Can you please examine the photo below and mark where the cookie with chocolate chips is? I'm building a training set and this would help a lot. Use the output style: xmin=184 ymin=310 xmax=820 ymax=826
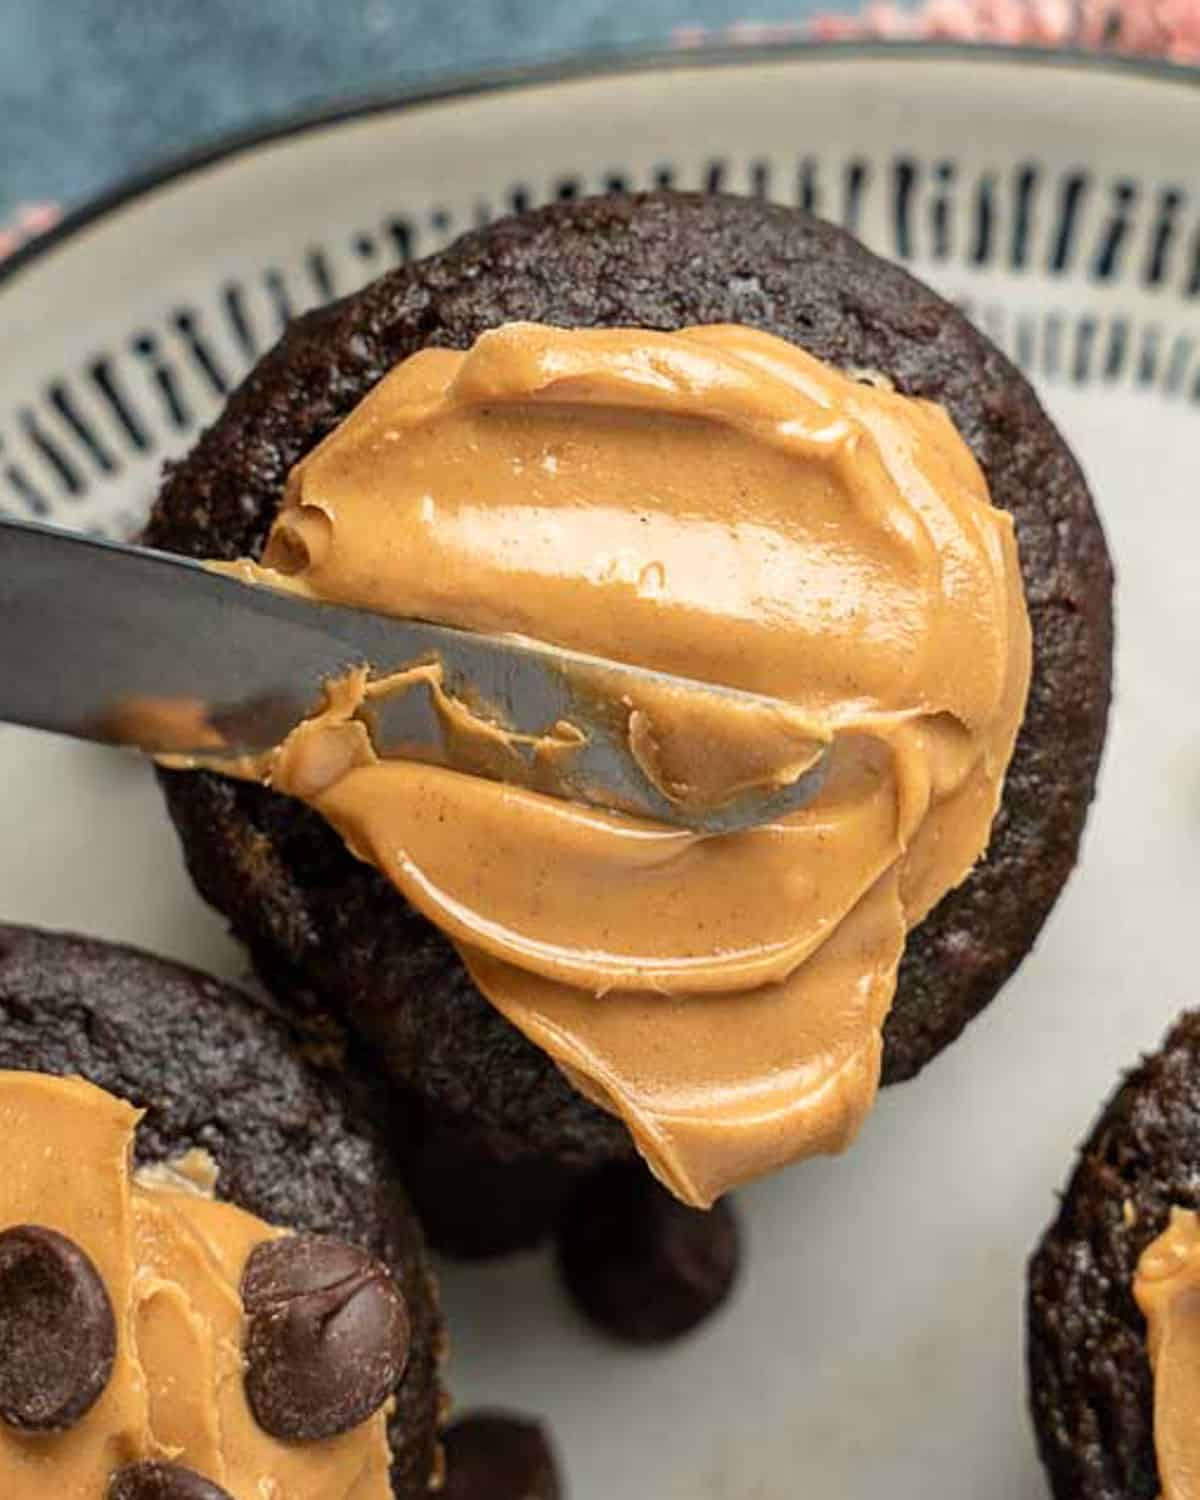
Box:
xmin=1027 ymin=1010 xmax=1200 ymax=1500
xmin=0 ymin=923 xmax=444 ymax=1497
xmin=145 ymin=190 xmax=1113 ymax=1253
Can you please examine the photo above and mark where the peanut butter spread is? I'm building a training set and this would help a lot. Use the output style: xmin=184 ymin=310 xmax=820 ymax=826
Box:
xmin=0 ymin=1071 xmax=393 ymax=1499
xmin=1134 ymin=1208 xmax=1200 ymax=1500
xmin=223 ymin=322 xmax=1032 ymax=1207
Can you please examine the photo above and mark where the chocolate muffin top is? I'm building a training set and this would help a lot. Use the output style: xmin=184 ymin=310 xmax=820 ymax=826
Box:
xmin=1028 ymin=1012 xmax=1200 ymax=1500
xmin=0 ymin=923 xmax=444 ymax=1497
xmin=146 ymin=190 xmax=1113 ymax=1170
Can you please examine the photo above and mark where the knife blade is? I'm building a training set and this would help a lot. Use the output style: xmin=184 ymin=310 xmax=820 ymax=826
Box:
xmin=0 ymin=517 xmax=830 ymax=834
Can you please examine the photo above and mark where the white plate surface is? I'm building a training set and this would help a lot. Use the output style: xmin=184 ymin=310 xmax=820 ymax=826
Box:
xmin=1 ymin=47 xmax=1199 ymax=1500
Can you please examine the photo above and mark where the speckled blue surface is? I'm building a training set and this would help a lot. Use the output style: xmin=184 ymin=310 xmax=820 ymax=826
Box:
xmin=1 ymin=0 xmax=834 ymax=222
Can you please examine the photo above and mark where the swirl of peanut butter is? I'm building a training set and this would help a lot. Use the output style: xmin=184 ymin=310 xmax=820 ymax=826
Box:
xmin=0 ymin=1071 xmax=394 ymax=1499
xmin=1134 ymin=1207 xmax=1200 ymax=1500
xmin=224 ymin=322 xmax=1031 ymax=1207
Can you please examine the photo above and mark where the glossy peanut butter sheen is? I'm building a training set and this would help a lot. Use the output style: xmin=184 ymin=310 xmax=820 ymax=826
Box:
xmin=1135 ymin=1208 xmax=1200 ymax=1500
xmin=227 ymin=322 xmax=1031 ymax=1207
xmin=0 ymin=1072 xmax=393 ymax=1499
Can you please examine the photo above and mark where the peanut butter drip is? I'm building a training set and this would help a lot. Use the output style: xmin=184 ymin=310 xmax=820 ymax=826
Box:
xmin=0 ymin=1072 xmax=394 ymax=1499
xmin=1134 ymin=1208 xmax=1200 ymax=1500
xmin=231 ymin=322 xmax=1031 ymax=1207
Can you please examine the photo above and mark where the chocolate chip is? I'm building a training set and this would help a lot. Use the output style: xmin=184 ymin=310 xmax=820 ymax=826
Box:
xmin=556 ymin=1162 xmax=740 ymax=1343
xmin=108 ymin=1461 xmax=234 ymax=1500
xmin=440 ymin=1412 xmax=563 ymax=1500
xmin=241 ymin=1233 xmax=410 ymax=1440
xmin=0 ymin=1223 xmax=116 ymax=1430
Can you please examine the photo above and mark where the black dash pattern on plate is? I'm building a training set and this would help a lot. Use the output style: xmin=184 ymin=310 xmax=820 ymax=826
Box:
xmin=6 ymin=155 xmax=1200 ymax=539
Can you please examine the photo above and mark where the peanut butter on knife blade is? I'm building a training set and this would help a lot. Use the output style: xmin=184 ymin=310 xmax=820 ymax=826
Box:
xmin=208 ymin=321 xmax=1031 ymax=1206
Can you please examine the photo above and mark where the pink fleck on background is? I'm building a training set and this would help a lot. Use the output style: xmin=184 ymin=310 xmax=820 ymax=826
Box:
xmin=809 ymin=0 xmax=1200 ymax=53
xmin=674 ymin=0 xmax=1200 ymax=57
xmin=0 ymin=201 xmax=61 ymax=261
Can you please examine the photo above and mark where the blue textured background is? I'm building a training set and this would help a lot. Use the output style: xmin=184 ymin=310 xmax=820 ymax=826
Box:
xmin=1 ymin=0 xmax=835 ymax=222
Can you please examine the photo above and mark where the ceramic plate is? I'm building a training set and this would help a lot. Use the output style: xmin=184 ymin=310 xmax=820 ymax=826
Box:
xmin=2 ymin=44 xmax=1198 ymax=1500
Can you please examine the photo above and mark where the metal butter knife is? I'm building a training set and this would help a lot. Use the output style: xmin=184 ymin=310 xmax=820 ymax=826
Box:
xmin=0 ymin=517 xmax=829 ymax=834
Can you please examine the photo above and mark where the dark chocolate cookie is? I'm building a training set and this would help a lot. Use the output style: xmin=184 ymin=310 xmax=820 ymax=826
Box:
xmin=0 ymin=923 xmax=444 ymax=1496
xmin=145 ymin=190 xmax=1113 ymax=1187
xmin=1027 ymin=1011 xmax=1200 ymax=1500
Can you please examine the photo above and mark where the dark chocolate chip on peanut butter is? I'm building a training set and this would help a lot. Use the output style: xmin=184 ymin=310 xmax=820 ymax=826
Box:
xmin=108 ymin=1461 xmax=234 ymax=1500
xmin=557 ymin=1162 xmax=740 ymax=1344
xmin=242 ymin=1233 xmax=411 ymax=1440
xmin=0 ymin=1223 xmax=116 ymax=1430
xmin=441 ymin=1412 xmax=563 ymax=1500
